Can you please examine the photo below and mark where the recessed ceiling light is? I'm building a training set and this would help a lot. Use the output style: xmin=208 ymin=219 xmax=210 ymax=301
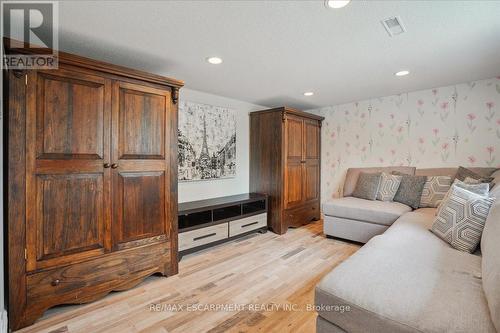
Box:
xmin=395 ymin=70 xmax=410 ymax=77
xmin=206 ymin=57 xmax=223 ymax=65
xmin=325 ymin=0 xmax=351 ymax=9
xmin=303 ymin=92 xmax=314 ymax=96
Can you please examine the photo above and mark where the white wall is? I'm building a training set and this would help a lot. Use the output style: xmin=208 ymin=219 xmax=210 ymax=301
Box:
xmin=309 ymin=76 xmax=500 ymax=202
xmin=178 ymin=88 xmax=266 ymax=203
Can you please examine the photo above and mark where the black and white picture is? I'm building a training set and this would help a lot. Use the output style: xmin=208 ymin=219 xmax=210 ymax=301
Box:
xmin=178 ymin=101 xmax=236 ymax=181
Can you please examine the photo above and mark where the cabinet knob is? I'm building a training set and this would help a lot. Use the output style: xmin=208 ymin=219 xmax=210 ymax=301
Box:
xmin=111 ymin=163 xmax=118 ymax=169
xmin=51 ymin=279 xmax=61 ymax=286
xmin=104 ymin=163 xmax=111 ymax=168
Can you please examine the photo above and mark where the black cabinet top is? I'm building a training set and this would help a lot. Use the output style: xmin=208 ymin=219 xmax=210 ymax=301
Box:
xmin=179 ymin=193 xmax=267 ymax=215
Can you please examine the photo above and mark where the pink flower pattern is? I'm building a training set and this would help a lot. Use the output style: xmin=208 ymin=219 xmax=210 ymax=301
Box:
xmin=466 ymin=113 xmax=477 ymax=132
xmin=312 ymin=77 xmax=499 ymax=200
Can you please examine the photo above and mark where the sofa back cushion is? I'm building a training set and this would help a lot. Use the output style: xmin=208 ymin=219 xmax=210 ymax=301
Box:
xmin=343 ymin=166 xmax=416 ymax=197
xmin=481 ymin=199 xmax=500 ymax=332
xmin=416 ymin=167 xmax=497 ymax=179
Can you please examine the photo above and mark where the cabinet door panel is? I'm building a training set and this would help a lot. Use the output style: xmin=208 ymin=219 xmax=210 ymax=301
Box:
xmin=118 ymin=86 xmax=166 ymax=159
xmin=37 ymin=71 xmax=105 ymax=160
xmin=284 ymin=162 xmax=303 ymax=209
xmin=36 ymin=174 xmax=104 ymax=260
xmin=112 ymin=81 xmax=172 ymax=250
xmin=26 ymin=69 xmax=112 ymax=272
xmin=305 ymin=120 xmax=320 ymax=159
xmin=286 ymin=116 xmax=303 ymax=160
xmin=114 ymin=172 xmax=165 ymax=248
xmin=304 ymin=161 xmax=319 ymax=201
xmin=304 ymin=119 xmax=320 ymax=202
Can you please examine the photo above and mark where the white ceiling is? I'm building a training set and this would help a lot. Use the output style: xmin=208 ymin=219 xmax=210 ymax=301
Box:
xmin=58 ymin=0 xmax=500 ymax=109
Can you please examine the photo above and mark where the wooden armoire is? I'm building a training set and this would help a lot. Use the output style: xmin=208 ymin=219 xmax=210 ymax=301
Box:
xmin=249 ymin=107 xmax=324 ymax=234
xmin=5 ymin=41 xmax=183 ymax=330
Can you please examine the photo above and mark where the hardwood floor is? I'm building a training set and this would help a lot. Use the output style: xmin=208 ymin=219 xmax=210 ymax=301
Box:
xmin=17 ymin=220 xmax=359 ymax=333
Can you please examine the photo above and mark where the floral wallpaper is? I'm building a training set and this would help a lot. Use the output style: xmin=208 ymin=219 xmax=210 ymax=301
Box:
xmin=310 ymin=76 xmax=500 ymax=201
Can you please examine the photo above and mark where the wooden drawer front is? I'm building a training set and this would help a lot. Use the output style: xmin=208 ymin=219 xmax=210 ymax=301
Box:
xmin=26 ymin=242 xmax=170 ymax=316
xmin=179 ymin=223 xmax=228 ymax=251
xmin=229 ymin=213 xmax=267 ymax=237
xmin=285 ymin=202 xmax=320 ymax=228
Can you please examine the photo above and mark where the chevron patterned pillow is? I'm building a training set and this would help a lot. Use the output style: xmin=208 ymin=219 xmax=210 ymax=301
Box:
xmin=419 ymin=176 xmax=452 ymax=208
xmin=431 ymin=185 xmax=495 ymax=253
xmin=376 ymin=172 xmax=402 ymax=202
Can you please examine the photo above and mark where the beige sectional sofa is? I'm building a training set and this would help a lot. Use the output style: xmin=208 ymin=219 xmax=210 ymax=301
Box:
xmin=323 ymin=166 xmax=496 ymax=243
xmin=316 ymin=167 xmax=500 ymax=333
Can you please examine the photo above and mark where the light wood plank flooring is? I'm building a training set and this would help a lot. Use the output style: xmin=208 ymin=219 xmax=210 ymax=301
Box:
xmin=17 ymin=220 xmax=359 ymax=333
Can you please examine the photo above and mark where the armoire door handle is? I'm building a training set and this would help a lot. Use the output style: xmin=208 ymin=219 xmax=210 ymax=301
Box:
xmin=104 ymin=163 xmax=111 ymax=168
xmin=111 ymin=163 xmax=119 ymax=169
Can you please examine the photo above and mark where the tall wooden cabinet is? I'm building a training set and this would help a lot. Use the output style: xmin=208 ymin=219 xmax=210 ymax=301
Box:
xmin=5 ymin=43 xmax=183 ymax=330
xmin=250 ymin=107 xmax=324 ymax=234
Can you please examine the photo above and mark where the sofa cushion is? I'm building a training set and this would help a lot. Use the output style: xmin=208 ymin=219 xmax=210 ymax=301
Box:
xmin=316 ymin=210 xmax=496 ymax=333
xmin=431 ymin=185 xmax=494 ymax=253
xmin=322 ymin=197 xmax=411 ymax=226
xmin=456 ymin=166 xmax=495 ymax=188
xmin=419 ymin=176 xmax=452 ymax=208
xmin=343 ymin=166 xmax=416 ymax=197
xmin=416 ymin=167 xmax=497 ymax=179
xmin=481 ymin=199 xmax=500 ymax=332
xmin=352 ymin=172 xmax=382 ymax=200
xmin=490 ymin=169 xmax=500 ymax=191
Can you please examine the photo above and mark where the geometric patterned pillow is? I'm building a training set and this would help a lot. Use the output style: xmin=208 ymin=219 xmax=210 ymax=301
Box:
xmin=436 ymin=178 xmax=490 ymax=215
xmin=419 ymin=176 xmax=452 ymax=208
xmin=431 ymin=185 xmax=495 ymax=253
xmin=376 ymin=172 xmax=402 ymax=202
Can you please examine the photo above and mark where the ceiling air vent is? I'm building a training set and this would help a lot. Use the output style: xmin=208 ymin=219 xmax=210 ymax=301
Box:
xmin=381 ymin=16 xmax=406 ymax=37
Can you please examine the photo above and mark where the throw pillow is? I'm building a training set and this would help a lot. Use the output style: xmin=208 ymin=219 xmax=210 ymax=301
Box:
xmin=436 ymin=179 xmax=490 ymax=215
xmin=392 ymin=173 xmax=427 ymax=209
xmin=464 ymin=177 xmax=481 ymax=184
xmin=431 ymin=185 xmax=495 ymax=253
xmin=352 ymin=172 xmax=382 ymax=201
xmin=455 ymin=166 xmax=494 ymax=186
xmin=376 ymin=172 xmax=402 ymax=201
xmin=419 ymin=176 xmax=452 ymax=208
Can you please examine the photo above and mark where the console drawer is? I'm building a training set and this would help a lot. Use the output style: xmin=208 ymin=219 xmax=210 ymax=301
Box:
xmin=178 ymin=223 xmax=228 ymax=251
xmin=229 ymin=213 xmax=267 ymax=237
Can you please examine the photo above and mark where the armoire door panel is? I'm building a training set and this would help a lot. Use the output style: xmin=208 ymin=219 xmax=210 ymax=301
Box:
xmin=305 ymin=120 xmax=320 ymax=159
xmin=286 ymin=116 xmax=303 ymax=160
xmin=36 ymin=70 xmax=106 ymax=160
xmin=36 ymin=174 xmax=104 ymax=260
xmin=116 ymin=83 xmax=168 ymax=160
xmin=304 ymin=161 xmax=320 ymax=201
xmin=26 ymin=68 xmax=112 ymax=272
xmin=111 ymin=80 xmax=171 ymax=251
xmin=284 ymin=162 xmax=303 ymax=209
xmin=113 ymin=171 xmax=166 ymax=248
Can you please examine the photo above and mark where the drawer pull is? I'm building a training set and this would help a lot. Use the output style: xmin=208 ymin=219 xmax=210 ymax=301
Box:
xmin=51 ymin=279 xmax=61 ymax=286
xmin=241 ymin=221 xmax=259 ymax=228
xmin=193 ymin=233 xmax=217 ymax=241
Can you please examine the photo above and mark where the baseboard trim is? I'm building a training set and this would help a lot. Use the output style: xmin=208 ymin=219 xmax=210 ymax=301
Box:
xmin=0 ymin=310 xmax=7 ymax=333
